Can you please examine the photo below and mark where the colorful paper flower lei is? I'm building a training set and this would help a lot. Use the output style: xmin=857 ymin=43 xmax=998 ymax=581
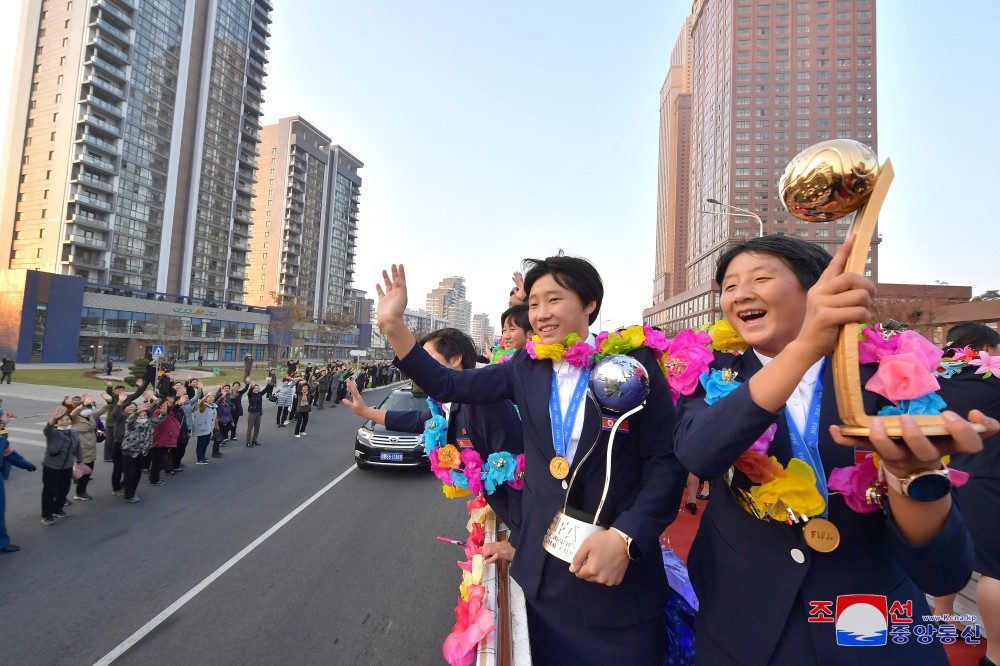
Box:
xmin=525 ymin=322 xmax=745 ymax=406
xmin=421 ymin=398 xmax=525 ymax=499
xmin=442 ymin=495 xmax=494 ymax=666
xmin=488 ymin=346 xmax=517 ymax=365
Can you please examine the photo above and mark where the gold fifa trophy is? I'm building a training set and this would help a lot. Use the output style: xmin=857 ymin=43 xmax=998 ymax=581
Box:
xmin=779 ymin=140 xmax=984 ymax=438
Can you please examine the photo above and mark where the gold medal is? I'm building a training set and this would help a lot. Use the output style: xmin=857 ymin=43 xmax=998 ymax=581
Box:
xmin=803 ymin=517 xmax=841 ymax=553
xmin=549 ymin=456 xmax=569 ymax=480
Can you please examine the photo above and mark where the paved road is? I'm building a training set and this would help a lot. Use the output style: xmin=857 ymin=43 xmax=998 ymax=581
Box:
xmin=1 ymin=385 xmax=468 ymax=666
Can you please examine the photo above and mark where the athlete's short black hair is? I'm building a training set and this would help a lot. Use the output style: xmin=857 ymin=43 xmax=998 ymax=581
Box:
xmin=500 ymin=303 xmax=531 ymax=333
xmin=715 ymin=235 xmax=832 ymax=291
xmin=420 ymin=328 xmax=477 ymax=370
xmin=522 ymin=253 xmax=603 ymax=325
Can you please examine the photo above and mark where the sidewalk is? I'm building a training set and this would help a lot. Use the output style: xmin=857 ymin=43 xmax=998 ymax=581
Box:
xmin=0 ymin=369 xmax=236 ymax=405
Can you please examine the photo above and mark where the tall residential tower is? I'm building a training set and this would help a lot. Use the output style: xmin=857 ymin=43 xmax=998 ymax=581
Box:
xmin=646 ymin=0 xmax=877 ymax=332
xmin=0 ymin=0 xmax=273 ymax=303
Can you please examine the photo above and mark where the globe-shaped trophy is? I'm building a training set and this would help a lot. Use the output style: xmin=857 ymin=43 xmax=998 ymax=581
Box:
xmin=780 ymin=140 xmax=983 ymax=438
xmin=542 ymin=354 xmax=650 ymax=564
xmin=590 ymin=354 xmax=650 ymax=414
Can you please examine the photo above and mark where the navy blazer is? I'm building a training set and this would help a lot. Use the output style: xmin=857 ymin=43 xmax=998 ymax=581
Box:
xmin=396 ymin=344 xmax=686 ymax=629
xmin=385 ymin=399 xmax=524 ymax=544
xmin=675 ymin=351 xmax=975 ymax=665
xmin=938 ymin=367 xmax=1000 ymax=478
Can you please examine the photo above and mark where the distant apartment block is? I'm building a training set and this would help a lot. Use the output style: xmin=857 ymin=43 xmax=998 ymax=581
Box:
xmin=427 ymin=276 xmax=472 ymax=335
xmin=646 ymin=0 xmax=878 ymax=332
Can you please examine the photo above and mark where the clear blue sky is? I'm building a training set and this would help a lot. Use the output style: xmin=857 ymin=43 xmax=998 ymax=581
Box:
xmin=2 ymin=1 xmax=997 ymax=330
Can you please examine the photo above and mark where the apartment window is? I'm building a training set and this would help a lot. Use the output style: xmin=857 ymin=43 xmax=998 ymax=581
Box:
xmin=64 ymin=19 xmax=70 ymax=28
xmin=57 ymin=75 xmax=63 ymax=84
xmin=59 ymin=56 xmax=65 ymax=66
xmin=43 ymin=189 xmax=48 ymax=199
xmin=54 ymin=93 xmax=61 ymax=102
xmin=61 ymin=38 xmax=68 ymax=47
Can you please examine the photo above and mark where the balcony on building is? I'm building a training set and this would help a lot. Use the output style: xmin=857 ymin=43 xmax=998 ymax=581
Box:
xmin=71 ymin=167 xmax=115 ymax=194
xmin=93 ymin=0 xmax=133 ymax=29
xmin=75 ymin=150 xmax=117 ymax=175
xmin=64 ymin=233 xmax=109 ymax=251
xmin=84 ymin=73 xmax=127 ymax=101
xmin=69 ymin=210 xmax=111 ymax=231
xmin=70 ymin=186 xmax=115 ymax=212
xmin=82 ymin=93 xmax=123 ymax=119
xmin=80 ymin=112 xmax=122 ymax=139
xmin=64 ymin=251 xmax=108 ymax=270
xmin=88 ymin=35 xmax=129 ymax=64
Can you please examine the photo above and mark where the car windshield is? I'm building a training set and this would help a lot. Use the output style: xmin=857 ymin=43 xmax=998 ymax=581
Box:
xmin=377 ymin=390 xmax=428 ymax=413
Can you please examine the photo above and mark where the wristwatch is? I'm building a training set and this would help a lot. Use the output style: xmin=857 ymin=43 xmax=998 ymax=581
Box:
xmin=879 ymin=462 xmax=952 ymax=502
xmin=611 ymin=528 xmax=641 ymax=561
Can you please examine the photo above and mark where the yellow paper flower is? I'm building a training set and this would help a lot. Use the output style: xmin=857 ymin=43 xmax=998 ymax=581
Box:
xmin=459 ymin=577 xmax=469 ymax=602
xmin=442 ymin=484 xmax=472 ymax=499
xmin=530 ymin=333 xmax=580 ymax=362
xmin=620 ymin=325 xmax=646 ymax=349
xmin=437 ymin=444 xmax=462 ymax=469
xmin=466 ymin=505 xmax=491 ymax=531
xmin=708 ymin=320 xmax=748 ymax=352
xmin=749 ymin=457 xmax=826 ymax=517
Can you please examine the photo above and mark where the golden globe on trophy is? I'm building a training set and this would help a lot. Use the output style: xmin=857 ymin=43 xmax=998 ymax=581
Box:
xmin=542 ymin=355 xmax=649 ymax=563
xmin=779 ymin=139 xmax=985 ymax=438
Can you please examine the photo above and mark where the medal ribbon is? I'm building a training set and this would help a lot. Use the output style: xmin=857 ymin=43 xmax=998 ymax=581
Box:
xmin=549 ymin=367 xmax=591 ymax=463
xmin=785 ymin=359 xmax=828 ymax=518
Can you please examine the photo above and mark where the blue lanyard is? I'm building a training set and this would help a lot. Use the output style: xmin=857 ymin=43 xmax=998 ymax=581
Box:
xmin=784 ymin=359 xmax=828 ymax=518
xmin=549 ymin=367 xmax=591 ymax=460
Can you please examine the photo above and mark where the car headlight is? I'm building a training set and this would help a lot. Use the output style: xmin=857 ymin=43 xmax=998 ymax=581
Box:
xmin=357 ymin=428 xmax=373 ymax=440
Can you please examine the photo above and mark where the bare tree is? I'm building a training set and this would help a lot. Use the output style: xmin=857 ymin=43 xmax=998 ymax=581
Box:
xmin=268 ymin=292 xmax=310 ymax=359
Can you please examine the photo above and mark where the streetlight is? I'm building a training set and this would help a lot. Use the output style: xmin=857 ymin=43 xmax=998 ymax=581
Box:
xmin=704 ymin=197 xmax=764 ymax=238
xmin=90 ymin=345 xmax=96 ymax=369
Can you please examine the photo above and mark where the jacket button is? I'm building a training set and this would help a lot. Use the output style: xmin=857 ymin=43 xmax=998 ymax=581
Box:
xmin=790 ymin=548 xmax=805 ymax=564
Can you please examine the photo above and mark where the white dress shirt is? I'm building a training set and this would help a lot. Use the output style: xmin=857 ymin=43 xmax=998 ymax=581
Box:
xmin=551 ymin=334 xmax=597 ymax=464
xmin=754 ymin=350 xmax=824 ymax=434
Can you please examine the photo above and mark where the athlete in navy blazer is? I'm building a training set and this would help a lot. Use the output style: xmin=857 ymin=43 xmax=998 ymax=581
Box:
xmin=674 ymin=235 xmax=992 ymax=665
xmin=377 ymin=256 xmax=686 ymax=665
xmin=384 ymin=400 xmax=524 ymax=544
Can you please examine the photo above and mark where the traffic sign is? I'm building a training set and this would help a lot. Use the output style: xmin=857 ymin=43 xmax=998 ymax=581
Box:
xmin=152 ymin=345 xmax=165 ymax=357
xmin=349 ymin=350 xmax=367 ymax=357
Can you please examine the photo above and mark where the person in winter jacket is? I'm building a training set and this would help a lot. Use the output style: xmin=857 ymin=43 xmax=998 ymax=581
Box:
xmin=104 ymin=380 xmax=145 ymax=496
xmin=228 ymin=382 xmax=248 ymax=441
xmin=213 ymin=387 xmax=232 ymax=456
xmin=274 ymin=378 xmax=294 ymax=426
xmin=2 ymin=421 xmax=37 ymax=550
xmin=149 ymin=394 xmax=186 ymax=485
xmin=263 ymin=369 xmax=277 ymax=399
xmin=243 ymin=378 xmax=264 ymax=447
xmin=0 ymin=355 xmax=14 ymax=384
xmin=66 ymin=393 xmax=110 ymax=501
xmin=121 ymin=398 xmax=168 ymax=502
xmin=293 ymin=378 xmax=315 ymax=437
xmin=192 ymin=392 xmax=219 ymax=464
xmin=41 ymin=407 xmax=82 ymax=523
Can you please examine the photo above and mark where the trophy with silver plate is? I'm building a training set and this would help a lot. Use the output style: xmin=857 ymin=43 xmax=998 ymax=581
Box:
xmin=542 ymin=354 xmax=650 ymax=563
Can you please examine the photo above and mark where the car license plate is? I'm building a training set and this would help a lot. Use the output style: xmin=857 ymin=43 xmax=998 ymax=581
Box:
xmin=380 ymin=452 xmax=404 ymax=462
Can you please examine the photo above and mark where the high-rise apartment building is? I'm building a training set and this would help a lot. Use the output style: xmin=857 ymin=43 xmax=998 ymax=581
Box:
xmin=646 ymin=0 xmax=877 ymax=332
xmin=426 ymin=276 xmax=472 ymax=335
xmin=0 ymin=0 xmax=272 ymax=302
xmin=247 ymin=116 xmax=362 ymax=320
xmin=470 ymin=313 xmax=495 ymax=354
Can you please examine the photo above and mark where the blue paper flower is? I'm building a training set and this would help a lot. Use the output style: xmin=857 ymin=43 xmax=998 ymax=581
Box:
xmin=876 ymin=392 xmax=947 ymax=416
xmin=483 ymin=451 xmax=517 ymax=494
xmin=449 ymin=469 xmax=470 ymax=489
xmin=422 ymin=398 xmax=448 ymax=452
xmin=700 ymin=369 xmax=742 ymax=405
xmin=901 ymin=392 xmax=947 ymax=415
xmin=934 ymin=361 xmax=965 ymax=379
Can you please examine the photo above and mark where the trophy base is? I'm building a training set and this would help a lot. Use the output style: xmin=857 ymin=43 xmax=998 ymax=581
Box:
xmin=542 ymin=510 xmax=605 ymax=564
xmin=839 ymin=422 xmax=987 ymax=438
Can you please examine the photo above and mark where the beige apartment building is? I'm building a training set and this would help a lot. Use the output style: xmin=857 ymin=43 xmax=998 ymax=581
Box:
xmin=247 ymin=116 xmax=363 ymax=321
xmin=646 ymin=0 xmax=878 ymax=332
xmin=0 ymin=0 xmax=272 ymax=303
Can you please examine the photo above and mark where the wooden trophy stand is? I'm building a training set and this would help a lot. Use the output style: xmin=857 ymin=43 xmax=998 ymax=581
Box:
xmin=833 ymin=159 xmax=985 ymax=438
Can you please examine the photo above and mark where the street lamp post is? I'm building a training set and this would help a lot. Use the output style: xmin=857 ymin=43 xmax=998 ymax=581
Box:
xmin=705 ymin=197 xmax=764 ymax=238
xmin=90 ymin=345 xmax=96 ymax=369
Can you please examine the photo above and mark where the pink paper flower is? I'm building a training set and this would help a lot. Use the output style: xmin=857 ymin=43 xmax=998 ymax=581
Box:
xmin=747 ymin=423 xmax=778 ymax=455
xmin=461 ymin=448 xmax=485 ymax=496
xmin=827 ymin=456 xmax=881 ymax=514
xmin=664 ymin=328 xmax=714 ymax=405
xmin=642 ymin=323 xmax=670 ymax=353
xmin=895 ymin=331 xmax=944 ymax=373
xmin=865 ymin=352 xmax=941 ymax=404
xmin=594 ymin=330 xmax=609 ymax=352
xmin=970 ymin=350 xmax=1000 ymax=378
xmin=562 ymin=339 xmax=595 ymax=368
xmin=508 ymin=453 xmax=525 ymax=490
xmin=858 ymin=325 xmax=900 ymax=364
xmin=951 ymin=468 xmax=970 ymax=487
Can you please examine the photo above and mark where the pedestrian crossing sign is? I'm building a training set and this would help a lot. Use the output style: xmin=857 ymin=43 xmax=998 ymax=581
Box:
xmin=152 ymin=345 xmax=165 ymax=357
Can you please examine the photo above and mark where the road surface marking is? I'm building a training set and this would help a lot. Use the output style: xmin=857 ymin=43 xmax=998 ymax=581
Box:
xmin=92 ymin=464 xmax=357 ymax=665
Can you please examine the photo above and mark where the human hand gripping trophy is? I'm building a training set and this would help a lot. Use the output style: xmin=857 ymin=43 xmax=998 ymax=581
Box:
xmin=779 ymin=139 xmax=986 ymax=438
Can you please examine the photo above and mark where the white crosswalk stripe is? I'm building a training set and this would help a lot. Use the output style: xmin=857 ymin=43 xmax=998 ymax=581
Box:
xmin=4 ymin=424 xmax=49 ymax=447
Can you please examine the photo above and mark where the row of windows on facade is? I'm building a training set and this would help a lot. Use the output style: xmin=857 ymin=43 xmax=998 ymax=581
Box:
xmin=80 ymin=308 xmax=269 ymax=340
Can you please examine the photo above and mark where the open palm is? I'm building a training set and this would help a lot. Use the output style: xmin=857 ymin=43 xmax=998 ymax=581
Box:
xmin=375 ymin=264 xmax=409 ymax=326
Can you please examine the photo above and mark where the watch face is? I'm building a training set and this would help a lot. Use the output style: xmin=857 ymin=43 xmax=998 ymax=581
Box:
xmin=907 ymin=473 xmax=952 ymax=502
